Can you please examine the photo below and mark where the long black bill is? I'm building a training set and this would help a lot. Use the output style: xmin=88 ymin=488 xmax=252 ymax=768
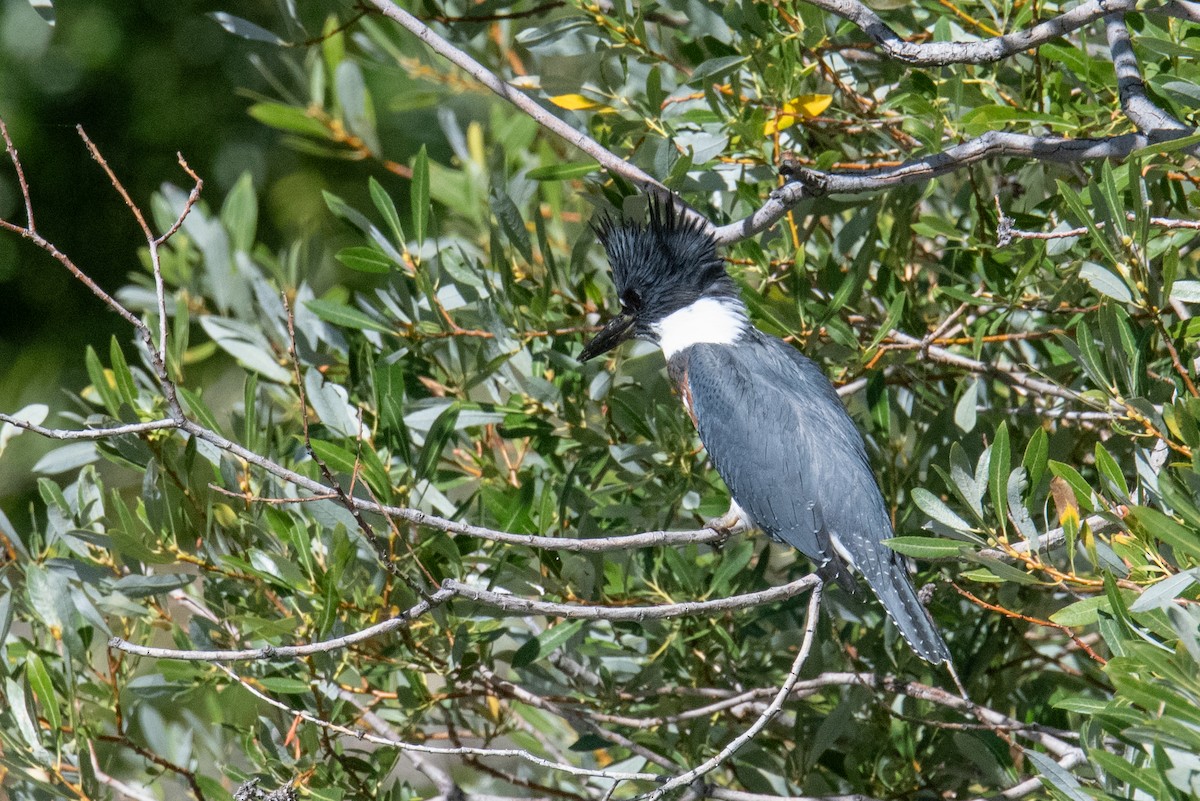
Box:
xmin=579 ymin=312 xmax=636 ymax=362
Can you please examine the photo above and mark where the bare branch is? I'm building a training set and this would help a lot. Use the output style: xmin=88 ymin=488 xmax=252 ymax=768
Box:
xmin=186 ymin=416 xmax=731 ymax=552
xmin=109 ymin=575 xmax=821 ymax=661
xmin=476 ymin=661 xmax=681 ymax=773
xmin=999 ymin=209 xmax=1200 ymax=243
xmin=1104 ymin=13 xmax=1195 ymax=148
xmin=88 ymin=742 xmax=161 ymax=801
xmin=886 ymin=329 xmax=1091 ymax=405
xmin=365 ymin=0 xmax=662 ymax=192
xmin=714 ymin=130 xmax=1156 ymax=243
xmin=0 ymin=126 xmax=148 ymax=336
xmin=803 ymin=0 xmax=1135 ymax=66
xmin=647 ymin=585 xmax=824 ymax=800
xmin=0 ymin=414 xmax=176 ymax=440
xmin=445 ymin=574 xmax=820 ymax=621
xmin=107 ymin=587 xmax=455 ymax=661
xmin=216 ymin=665 xmax=662 ymax=783
xmin=979 ymin=513 xmax=1122 ymax=559
xmin=0 ymin=118 xmax=35 ymax=231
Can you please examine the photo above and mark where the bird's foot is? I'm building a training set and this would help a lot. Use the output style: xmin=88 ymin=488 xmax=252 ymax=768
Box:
xmin=706 ymin=501 xmax=751 ymax=542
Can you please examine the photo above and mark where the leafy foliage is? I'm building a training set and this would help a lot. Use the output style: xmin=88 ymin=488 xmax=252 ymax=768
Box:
xmin=3 ymin=1 xmax=1200 ymax=800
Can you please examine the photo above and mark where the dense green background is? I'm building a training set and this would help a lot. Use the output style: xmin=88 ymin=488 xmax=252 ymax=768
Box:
xmin=3 ymin=1 xmax=1200 ymax=800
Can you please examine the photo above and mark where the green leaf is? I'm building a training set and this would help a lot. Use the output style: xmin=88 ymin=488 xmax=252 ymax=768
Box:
xmin=568 ymin=733 xmax=612 ymax=752
xmin=1070 ymin=324 xmax=1113 ymax=392
xmin=1047 ymin=461 xmax=1094 ymax=513
xmin=527 ymin=162 xmax=600 ymax=181
xmin=335 ymin=246 xmax=393 ymax=274
xmin=1057 ymin=180 xmax=1118 ymax=265
xmin=513 ymin=619 xmax=586 ymax=668
xmin=209 ymin=12 xmax=285 ymax=45
xmin=884 ymin=536 xmax=966 ymax=559
xmin=414 ymin=404 xmax=460 ymax=481
xmin=1050 ymin=595 xmax=1110 ymax=626
xmin=1079 ymin=262 xmax=1133 ymax=303
xmin=308 ymin=439 xmax=358 ymax=475
xmin=1129 ymin=569 xmax=1199 ymax=612
xmin=248 ymin=102 xmax=329 ymax=138
xmin=1130 ymin=130 xmax=1200 ymax=158
xmin=1125 ymin=506 xmax=1200 ymax=561
xmin=304 ymin=298 xmax=391 ymax=333
xmin=1024 ymin=748 xmax=1090 ymax=801
xmin=1090 ymin=750 xmax=1167 ymax=799
xmin=1158 ymin=469 xmax=1200 ymax=530
xmin=258 ymin=677 xmax=312 ymax=695
xmin=490 ymin=186 xmax=533 ymax=264
xmin=85 ymin=345 xmax=121 ymax=415
xmin=110 ymin=573 xmax=197 ymax=598
xmin=954 ymin=379 xmax=978 ymax=433
xmin=108 ymin=337 xmax=137 ymax=407
xmin=1022 ymin=428 xmax=1049 ymax=494
xmin=911 ymin=487 xmax=975 ymax=532
xmin=709 ymin=539 xmax=755 ymax=594
xmin=411 ymin=144 xmax=430 ymax=248
xmin=689 ymin=55 xmax=748 ymax=85
xmin=25 ymin=652 xmax=60 ymax=732
xmin=368 ymin=176 xmax=405 ymax=244
xmin=220 ymin=171 xmax=258 ymax=253
xmin=867 ymin=292 xmax=905 ymax=349
xmin=1093 ymin=442 xmax=1129 ymax=498
xmin=989 ymin=422 xmax=1010 ymax=535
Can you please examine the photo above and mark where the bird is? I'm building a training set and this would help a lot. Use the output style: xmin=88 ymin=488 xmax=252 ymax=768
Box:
xmin=579 ymin=197 xmax=957 ymax=674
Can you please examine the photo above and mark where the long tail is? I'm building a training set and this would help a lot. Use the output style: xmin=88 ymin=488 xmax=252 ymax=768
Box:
xmin=857 ymin=552 xmax=953 ymax=666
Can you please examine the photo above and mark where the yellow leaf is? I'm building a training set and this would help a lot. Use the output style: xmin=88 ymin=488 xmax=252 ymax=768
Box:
xmin=550 ymin=93 xmax=611 ymax=112
xmin=763 ymin=95 xmax=832 ymax=136
xmin=784 ymin=94 xmax=833 ymax=117
xmin=764 ymin=115 xmax=796 ymax=136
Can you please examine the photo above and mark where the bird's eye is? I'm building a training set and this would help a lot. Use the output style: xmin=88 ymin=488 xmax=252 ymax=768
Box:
xmin=621 ymin=289 xmax=642 ymax=312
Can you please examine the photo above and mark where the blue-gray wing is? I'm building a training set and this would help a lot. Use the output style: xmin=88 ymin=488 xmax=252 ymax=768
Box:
xmin=680 ymin=334 xmax=952 ymax=665
xmin=680 ymin=336 xmax=881 ymax=573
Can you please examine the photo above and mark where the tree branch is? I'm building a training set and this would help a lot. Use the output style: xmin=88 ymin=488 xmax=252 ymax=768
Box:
xmin=216 ymin=664 xmax=661 ymax=783
xmin=364 ymin=0 xmax=663 ymax=192
xmin=1104 ymin=12 xmax=1195 ymax=149
xmin=715 ymin=130 xmax=1156 ymax=243
xmin=647 ymin=585 xmax=824 ymax=801
xmin=445 ymin=574 xmax=820 ymax=621
xmin=107 ymin=587 xmax=455 ymax=661
xmin=803 ymin=0 xmax=1135 ymax=66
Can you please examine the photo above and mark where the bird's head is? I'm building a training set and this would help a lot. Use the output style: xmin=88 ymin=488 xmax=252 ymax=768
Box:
xmin=579 ymin=198 xmax=742 ymax=362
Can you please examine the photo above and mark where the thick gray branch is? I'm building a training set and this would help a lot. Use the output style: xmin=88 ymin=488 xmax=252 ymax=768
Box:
xmin=805 ymin=0 xmax=1135 ymax=66
xmin=1104 ymin=13 xmax=1197 ymax=153
xmin=714 ymin=130 xmax=1155 ymax=243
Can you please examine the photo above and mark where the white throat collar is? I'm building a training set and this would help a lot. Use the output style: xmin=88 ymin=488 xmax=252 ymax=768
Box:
xmin=651 ymin=297 xmax=747 ymax=360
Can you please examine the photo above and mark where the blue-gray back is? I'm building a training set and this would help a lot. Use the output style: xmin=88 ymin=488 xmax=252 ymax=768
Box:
xmin=680 ymin=331 xmax=896 ymax=580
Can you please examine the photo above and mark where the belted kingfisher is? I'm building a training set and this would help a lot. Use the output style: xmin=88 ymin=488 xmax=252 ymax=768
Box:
xmin=580 ymin=199 xmax=954 ymax=669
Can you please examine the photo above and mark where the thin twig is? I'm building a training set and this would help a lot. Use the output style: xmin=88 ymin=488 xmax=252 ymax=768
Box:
xmin=108 ymin=587 xmax=455 ymax=661
xmin=645 ymin=585 xmax=824 ymax=800
xmin=445 ymin=574 xmax=819 ymax=621
xmin=216 ymin=664 xmax=661 ymax=783
xmin=0 ymin=415 xmax=176 ymax=440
